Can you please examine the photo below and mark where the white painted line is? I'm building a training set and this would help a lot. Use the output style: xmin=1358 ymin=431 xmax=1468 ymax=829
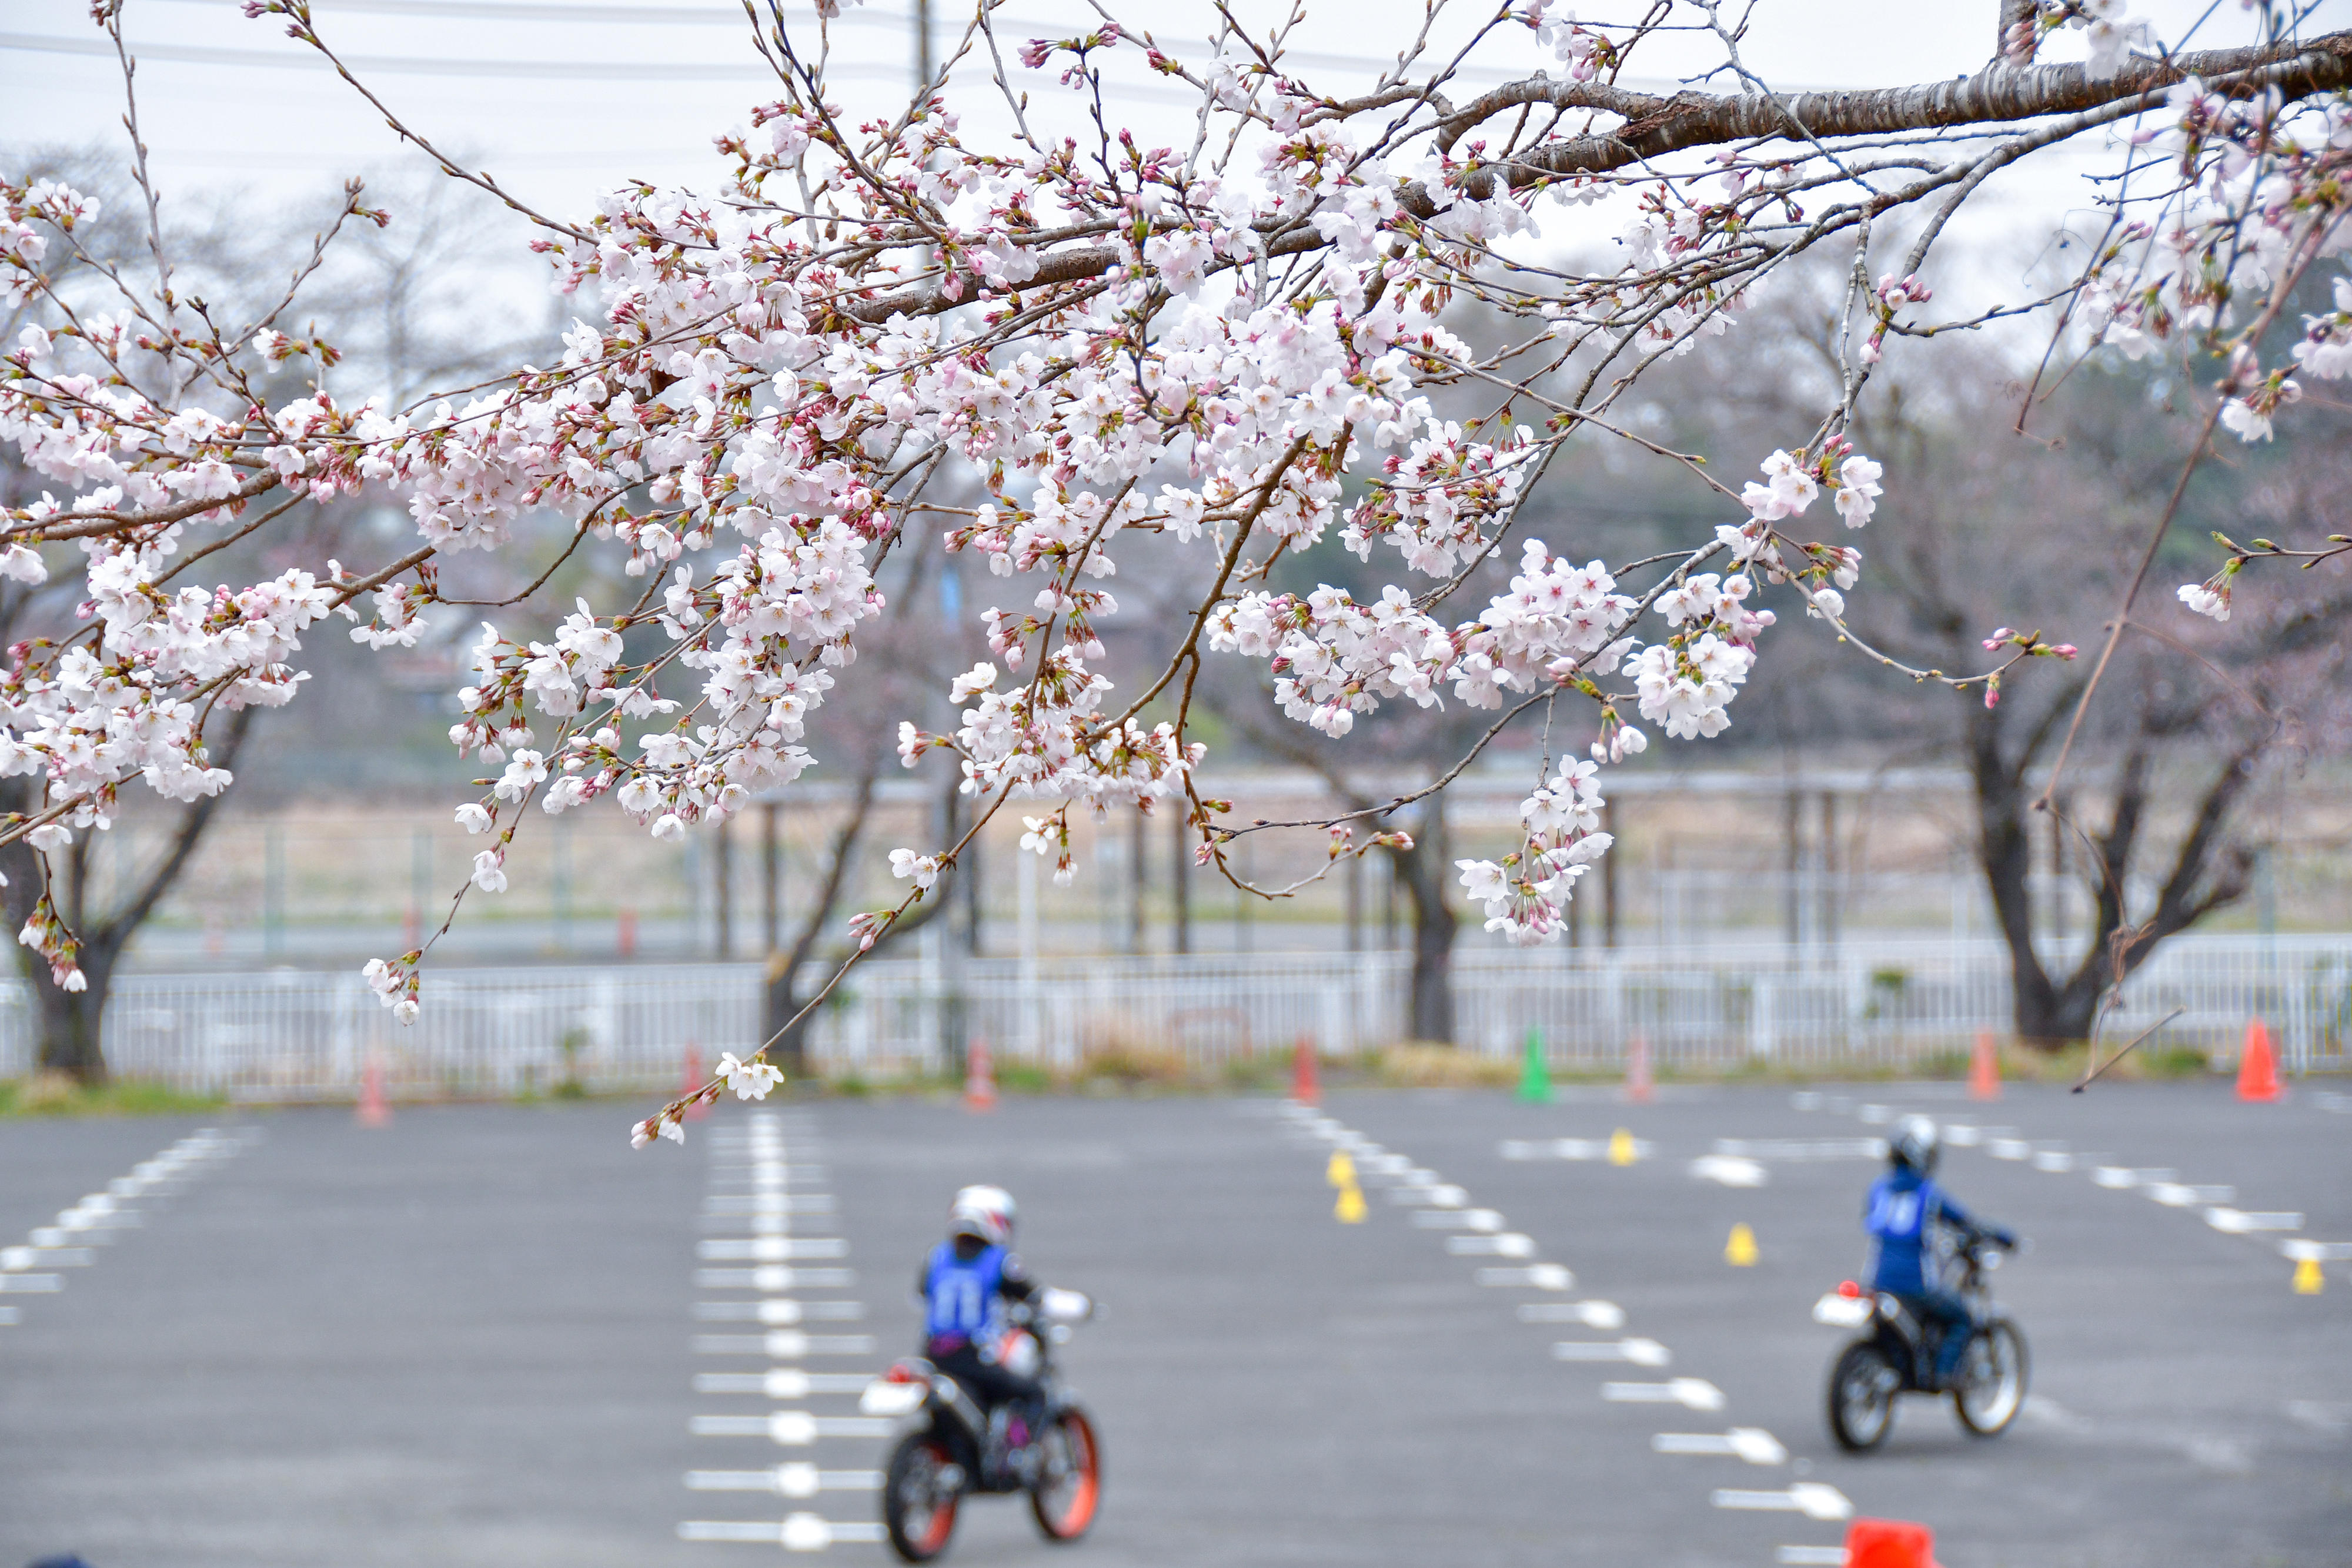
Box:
xmin=1604 ymin=1379 xmax=1725 ymax=1411
xmin=2284 ymin=1400 xmax=2348 ymax=1436
xmin=2094 ymin=1166 xmax=2173 ymax=1189
xmin=1412 ymin=1208 xmax=1504 ymax=1232
xmin=689 ymin=1412 xmax=895 ymax=1443
xmin=1652 ymin=1427 xmax=1788 ymax=1465
xmin=1690 ymin=1155 xmax=1768 ymax=1188
xmin=0 ymin=1305 xmax=16 ymax=1326
xmin=1943 ymin=1124 xmax=1980 ymax=1147
xmin=0 ymin=1273 xmax=64 ymax=1292
xmin=687 ymin=1465 xmax=884 ymax=1496
xmin=1475 ymin=1263 xmax=1573 ymax=1289
xmin=693 ymin=1372 xmax=876 ymax=1398
xmin=677 ymin=1514 xmax=888 ymax=1549
xmin=2281 ymin=1240 xmax=2352 ymax=1262
xmin=1790 ymin=1092 xmax=1825 ymax=1111
xmin=1388 ymin=1183 xmax=1468 ymax=1208
xmin=698 ymin=1238 xmax=850 ymax=1262
xmin=705 ymin=1194 xmax=837 ymax=1216
xmin=1711 ymin=1483 xmax=1852 ymax=1521
xmin=1856 ymin=1105 xmax=1893 ymax=1125
xmin=1776 ymin=1546 xmax=1849 ymax=1565
xmin=2032 ymin=1150 xmax=2075 ymax=1172
xmin=1553 ymin=1338 xmax=1671 ymax=1367
xmin=1516 ymin=1300 xmax=1625 ymax=1329
xmin=1988 ymin=1138 xmax=2031 ymax=1161
xmin=4 ymin=1246 xmax=93 ymax=1268
xmin=1446 ymin=1232 xmax=1535 ymax=1258
xmin=696 ymin=1266 xmax=858 ymax=1291
xmin=1359 ymin=1153 xmax=1414 ymax=1178
xmin=694 ymin=1332 xmax=877 ymax=1358
xmin=2148 ymin=1182 xmax=2234 ymax=1207
xmin=695 ymin=1299 xmax=865 ymax=1324
xmin=1499 ymin=1136 xmax=1656 ymax=1162
xmin=2205 ymin=1208 xmax=2302 ymax=1234
xmin=1712 ymin=1138 xmax=1885 ymax=1161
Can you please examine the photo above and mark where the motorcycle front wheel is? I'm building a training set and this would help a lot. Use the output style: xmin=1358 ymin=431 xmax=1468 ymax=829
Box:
xmin=883 ymin=1433 xmax=962 ymax=1563
xmin=1029 ymin=1407 xmax=1102 ymax=1543
xmin=1828 ymin=1340 xmax=1899 ymax=1452
xmin=1953 ymin=1319 xmax=2029 ymax=1436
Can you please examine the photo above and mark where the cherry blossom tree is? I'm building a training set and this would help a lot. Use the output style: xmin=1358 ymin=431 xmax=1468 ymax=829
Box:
xmin=4 ymin=1 xmax=2348 ymax=1130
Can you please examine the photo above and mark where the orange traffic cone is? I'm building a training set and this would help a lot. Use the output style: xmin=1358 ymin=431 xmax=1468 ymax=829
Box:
xmin=1292 ymin=1034 xmax=1320 ymax=1107
xmin=356 ymin=1057 xmax=392 ymax=1128
xmin=2236 ymin=1018 xmax=2281 ymax=1103
xmin=681 ymin=1043 xmax=710 ymax=1119
xmin=1846 ymin=1517 xmax=1940 ymax=1568
xmin=1625 ymin=1034 xmax=1653 ymax=1105
xmin=964 ymin=1038 xmax=998 ymax=1112
xmin=1969 ymin=1031 xmax=2002 ymax=1102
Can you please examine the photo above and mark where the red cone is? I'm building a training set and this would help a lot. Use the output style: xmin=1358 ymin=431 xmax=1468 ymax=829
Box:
xmin=1846 ymin=1517 xmax=1939 ymax=1568
xmin=1292 ymin=1034 xmax=1320 ymax=1107
xmin=1625 ymin=1034 xmax=1653 ymax=1105
xmin=2237 ymin=1018 xmax=2281 ymax=1103
xmin=356 ymin=1057 xmax=392 ymax=1128
xmin=964 ymin=1038 xmax=998 ymax=1112
xmin=1969 ymin=1031 xmax=2002 ymax=1102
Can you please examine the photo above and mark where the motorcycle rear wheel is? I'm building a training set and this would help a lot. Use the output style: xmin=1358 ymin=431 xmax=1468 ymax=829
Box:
xmin=1828 ymin=1341 xmax=1899 ymax=1452
xmin=884 ymin=1434 xmax=962 ymax=1563
xmin=1953 ymin=1319 xmax=2029 ymax=1436
xmin=1029 ymin=1408 xmax=1102 ymax=1543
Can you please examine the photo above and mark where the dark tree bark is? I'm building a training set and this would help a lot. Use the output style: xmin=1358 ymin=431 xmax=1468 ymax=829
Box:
xmin=1965 ymin=688 xmax=2261 ymax=1048
xmin=0 ymin=706 xmax=259 ymax=1084
xmin=1384 ymin=793 xmax=1459 ymax=1045
xmin=759 ymin=761 xmax=949 ymax=1075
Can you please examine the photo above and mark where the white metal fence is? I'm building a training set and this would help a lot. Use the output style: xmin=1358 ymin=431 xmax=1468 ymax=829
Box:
xmin=0 ymin=934 xmax=2344 ymax=1098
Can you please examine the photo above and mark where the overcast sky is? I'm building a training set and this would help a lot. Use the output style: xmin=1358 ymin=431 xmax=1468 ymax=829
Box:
xmin=6 ymin=0 xmax=2347 ymax=290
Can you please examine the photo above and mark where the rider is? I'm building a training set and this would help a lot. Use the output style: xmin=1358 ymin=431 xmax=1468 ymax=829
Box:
xmin=1863 ymin=1115 xmax=2014 ymax=1386
xmin=916 ymin=1185 xmax=1043 ymax=1424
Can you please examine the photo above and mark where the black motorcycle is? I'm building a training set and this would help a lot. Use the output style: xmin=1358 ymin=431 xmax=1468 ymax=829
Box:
xmin=867 ymin=1288 xmax=1101 ymax=1562
xmin=1818 ymin=1228 xmax=2028 ymax=1451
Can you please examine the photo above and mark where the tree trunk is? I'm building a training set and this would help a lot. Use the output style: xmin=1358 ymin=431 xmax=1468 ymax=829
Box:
xmin=1382 ymin=793 xmax=1458 ymax=1045
xmin=31 ymin=942 xmax=116 ymax=1085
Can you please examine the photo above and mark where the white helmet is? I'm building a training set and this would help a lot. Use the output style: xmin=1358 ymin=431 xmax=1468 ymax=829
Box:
xmin=1889 ymin=1115 xmax=1940 ymax=1175
xmin=948 ymin=1184 xmax=1016 ymax=1247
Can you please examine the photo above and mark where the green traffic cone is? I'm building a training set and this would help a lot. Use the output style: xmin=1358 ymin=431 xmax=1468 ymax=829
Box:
xmin=1516 ymin=1027 xmax=1552 ymax=1104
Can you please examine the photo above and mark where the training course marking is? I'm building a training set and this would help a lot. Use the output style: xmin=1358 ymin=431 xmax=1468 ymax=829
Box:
xmin=1710 ymin=1483 xmax=1853 ymax=1521
xmin=1553 ymin=1338 xmax=1671 ymax=1366
xmin=1652 ymin=1427 xmax=1788 ymax=1466
xmin=0 ymin=1126 xmax=246 ymax=1327
xmin=682 ymin=1111 xmax=887 ymax=1553
xmin=678 ymin=1515 xmax=888 ymax=1550
xmin=1603 ymin=1379 xmax=1726 ymax=1411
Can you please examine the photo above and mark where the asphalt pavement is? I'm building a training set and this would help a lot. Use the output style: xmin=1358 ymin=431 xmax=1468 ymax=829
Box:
xmin=0 ymin=1079 xmax=2344 ymax=1567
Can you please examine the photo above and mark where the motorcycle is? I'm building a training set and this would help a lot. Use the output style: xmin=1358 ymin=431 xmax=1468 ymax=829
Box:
xmin=1815 ymin=1227 xmax=2029 ymax=1452
xmin=863 ymin=1286 xmax=1102 ymax=1562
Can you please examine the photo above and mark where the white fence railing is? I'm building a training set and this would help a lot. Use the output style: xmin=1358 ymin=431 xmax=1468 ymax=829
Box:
xmin=0 ymin=933 xmax=2344 ymax=1098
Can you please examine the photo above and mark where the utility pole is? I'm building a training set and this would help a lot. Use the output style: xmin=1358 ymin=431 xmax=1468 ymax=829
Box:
xmin=913 ymin=0 xmax=931 ymax=88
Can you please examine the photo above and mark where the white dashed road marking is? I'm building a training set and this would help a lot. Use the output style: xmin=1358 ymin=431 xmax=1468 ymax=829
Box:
xmin=677 ymin=1515 xmax=888 ymax=1550
xmin=1603 ymin=1379 xmax=1726 ymax=1411
xmin=1775 ymin=1545 xmax=1851 ymax=1564
xmin=1651 ymin=1427 xmax=1788 ymax=1465
xmin=687 ymin=1465 xmax=883 ymax=1496
xmin=1689 ymin=1155 xmax=1768 ymax=1188
xmin=1710 ymin=1483 xmax=1853 ymax=1520
xmin=1475 ymin=1263 xmax=1573 ymax=1289
xmin=1516 ymin=1300 xmax=1626 ymax=1329
xmin=1553 ymin=1338 xmax=1671 ymax=1367
xmin=1499 ymin=1136 xmax=1656 ymax=1162
xmin=683 ymin=1111 xmax=883 ymax=1553
xmin=0 ymin=1127 xmax=247 ymax=1327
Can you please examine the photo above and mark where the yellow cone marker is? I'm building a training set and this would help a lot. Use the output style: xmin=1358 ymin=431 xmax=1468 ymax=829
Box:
xmin=1336 ymin=1183 xmax=1367 ymax=1223
xmin=1327 ymin=1150 xmax=1357 ymax=1188
xmin=1608 ymin=1128 xmax=1638 ymax=1167
xmin=2294 ymin=1255 xmax=2324 ymax=1295
xmin=1726 ymin=1223 xmax=1759 ymax=1266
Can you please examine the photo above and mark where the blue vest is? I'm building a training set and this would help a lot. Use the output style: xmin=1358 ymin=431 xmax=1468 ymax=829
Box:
xmin=1864 ymin=1171 xmax=1942 ymax=1295
xmin=923 ymin=1241 xmax=1007 ymax=1346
